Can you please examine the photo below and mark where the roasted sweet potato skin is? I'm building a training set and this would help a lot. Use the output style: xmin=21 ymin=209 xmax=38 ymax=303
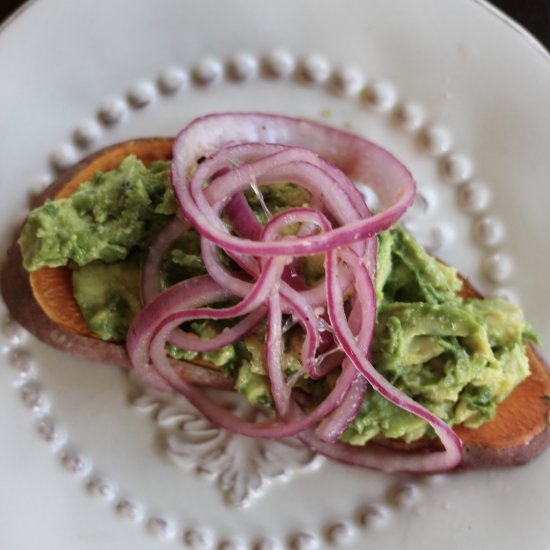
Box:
xmin=2 ymin=236 xmax=130 ymax=367
xmin=2 ymin=138 xmax=549 ymax=469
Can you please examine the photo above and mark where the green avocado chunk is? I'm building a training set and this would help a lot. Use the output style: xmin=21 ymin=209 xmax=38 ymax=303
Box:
xmin=244 ymin=182 xmax=311 ymax=226
xmin=72 ymin=255 xmax=142 ymax=342
xmin=236 ymin=360 xmax=274 ymax=410
xmin=340 ymin=227 xmax=534 ymax=445
xmin=166 ymin=327 xmax=236 ymax=370
xmin=19 ymin=156 xmax=176 ymax=270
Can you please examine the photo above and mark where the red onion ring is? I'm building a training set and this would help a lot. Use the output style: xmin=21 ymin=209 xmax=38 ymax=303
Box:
xmin=148 ymin=314 xmax=360 ymax=439
xmin=128 ymin=275 xmax=232 ymax=390
xmin=266 ymin=291 xmax=290 ymax=418
xmin=323 ymin=246 xmax=463 ymax=470
xmin=171 ymin=113 xmax=414 ymax=256
xmin=125 ymin=112 xmax=465 ymax=473
xmin=139 ymin=210 xmax=359 ymax=437
xmin=141 ymin=216 xmax=190 ymax=304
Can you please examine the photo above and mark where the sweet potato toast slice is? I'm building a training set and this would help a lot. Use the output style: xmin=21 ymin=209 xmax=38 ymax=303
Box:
xmin=2 ymin=138 xmax=549 ymax=468
xmin=2 ymin=138 xmax=233 ymax=388
xmin=29 ymin=138 xmax=174 ymax=338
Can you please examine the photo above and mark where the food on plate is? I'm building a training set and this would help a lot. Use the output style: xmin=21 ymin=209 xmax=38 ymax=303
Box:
xmin=3 ymin=113 xmax=549 ymax=473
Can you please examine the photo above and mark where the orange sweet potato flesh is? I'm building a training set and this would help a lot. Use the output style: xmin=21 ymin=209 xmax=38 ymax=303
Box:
xmin=3 ymin=138 xmax=550 ymax=469
xmin=29 ymin=138 xmax=174 ymax=338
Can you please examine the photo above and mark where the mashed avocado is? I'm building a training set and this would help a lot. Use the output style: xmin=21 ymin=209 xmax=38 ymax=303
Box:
xmin=19 ymin=156 xmax=177 ymax=270
xmin=72 ymin=254 xmax=142 ymax=342
xmin=166 ymin=319 xmax=237 ymax=371
xmin=244 ymin=183 xmax=311 ymax=226
xmin=19 ymin=155 xmax=537 ymax=445
xmin=340 ymin=228 xmax=534 ymax=444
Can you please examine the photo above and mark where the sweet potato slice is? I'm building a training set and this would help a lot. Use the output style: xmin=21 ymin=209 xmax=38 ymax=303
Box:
xmin=2 ymin=138 xmax=233 ymax=388
xmin=2 ymin=138 xmax=549 ymax=468
xmin=29 ymin=138 xmax=174 ymax=338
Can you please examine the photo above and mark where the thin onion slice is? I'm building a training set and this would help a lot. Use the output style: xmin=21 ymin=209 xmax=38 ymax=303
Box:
xmin=324 ymin=246 xmax=463 ymax=471
xmin=171 ymin=113 xmax=415 ymax=257
xmin=141 ymin=216 xmax=189 ymax=304
xmin=124 ymin=112 xmax=466 ymax=473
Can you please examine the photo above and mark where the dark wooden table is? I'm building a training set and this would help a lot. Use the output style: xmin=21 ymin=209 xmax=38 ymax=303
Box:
xmin=1 ymin=0 xmax=549 ymax=49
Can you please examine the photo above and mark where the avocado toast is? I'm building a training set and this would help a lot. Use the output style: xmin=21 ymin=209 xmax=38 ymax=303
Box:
xmin=3 ymin=130 xmax=549 ymax=471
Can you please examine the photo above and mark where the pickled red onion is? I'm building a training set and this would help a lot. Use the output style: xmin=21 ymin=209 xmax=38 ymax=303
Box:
xmin=126 ymin=112 xmax=463 ymax=473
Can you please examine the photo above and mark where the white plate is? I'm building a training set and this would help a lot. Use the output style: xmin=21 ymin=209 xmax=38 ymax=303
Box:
xmin=1 ymin=1 xmax=550 ymax=549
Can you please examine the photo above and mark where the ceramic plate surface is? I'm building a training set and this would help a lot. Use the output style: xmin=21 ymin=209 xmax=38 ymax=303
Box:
xmin=1 ymin=1 xmax=550 ymax=549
